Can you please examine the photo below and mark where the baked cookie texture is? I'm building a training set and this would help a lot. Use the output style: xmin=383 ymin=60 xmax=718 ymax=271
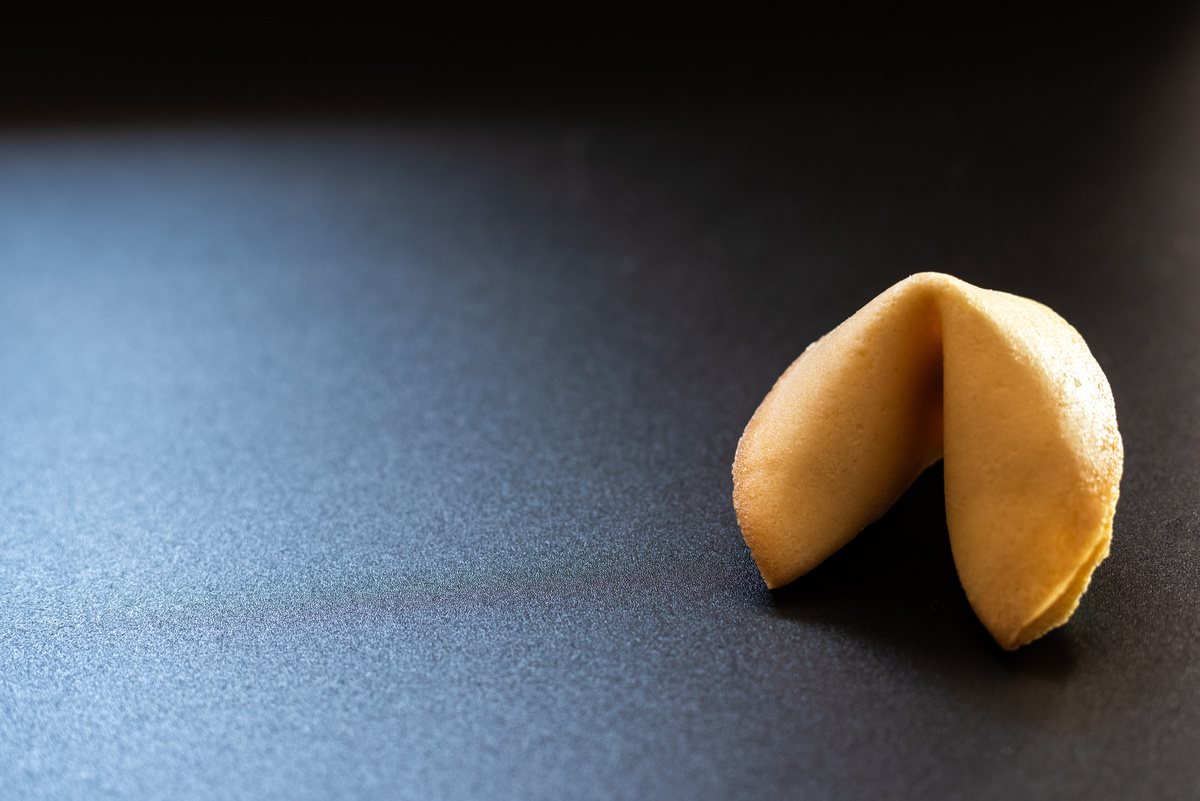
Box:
xmin=732 ymin=273 xmax=1123 ymax=650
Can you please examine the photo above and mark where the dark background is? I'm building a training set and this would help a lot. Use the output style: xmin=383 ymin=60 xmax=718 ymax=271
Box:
xmin=2 ymin=8 xmax=1198 ymax=799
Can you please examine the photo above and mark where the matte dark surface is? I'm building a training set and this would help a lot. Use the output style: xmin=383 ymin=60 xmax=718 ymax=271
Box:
xmin=3 ymin=24 xmax=1200 ymax=801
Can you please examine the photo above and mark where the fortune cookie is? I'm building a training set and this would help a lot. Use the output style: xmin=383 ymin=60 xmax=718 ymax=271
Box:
xmin=732 ymin=273 xmax=1123 ymax=650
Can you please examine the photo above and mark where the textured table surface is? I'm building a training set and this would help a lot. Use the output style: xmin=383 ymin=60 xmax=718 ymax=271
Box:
xmin=3 ymin=31 xmax=1200 ymax=801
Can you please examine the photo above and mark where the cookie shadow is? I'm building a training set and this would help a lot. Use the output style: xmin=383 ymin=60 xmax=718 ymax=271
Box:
xmin=757 ymin=462 xmax=1077 ymax=687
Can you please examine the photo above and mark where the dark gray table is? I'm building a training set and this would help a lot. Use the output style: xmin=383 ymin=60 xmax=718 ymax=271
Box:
xmin=2 ymin=35 xmax=1199 ymax=800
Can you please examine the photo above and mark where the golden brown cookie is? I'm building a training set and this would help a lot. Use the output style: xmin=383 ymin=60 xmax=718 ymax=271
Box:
xmin=732 ymin=273 xmax=1123 ymax=649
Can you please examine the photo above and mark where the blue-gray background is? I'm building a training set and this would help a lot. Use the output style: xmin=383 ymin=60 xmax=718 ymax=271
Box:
xmin=3 ymin=15 xmax=1200 ymax=801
